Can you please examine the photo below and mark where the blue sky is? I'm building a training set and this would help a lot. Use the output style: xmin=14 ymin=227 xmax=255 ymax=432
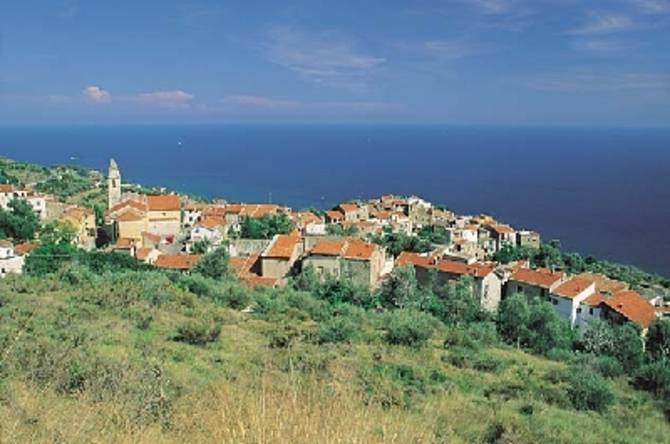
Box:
xmin=1 ymin=0 xmax=669 ymax=125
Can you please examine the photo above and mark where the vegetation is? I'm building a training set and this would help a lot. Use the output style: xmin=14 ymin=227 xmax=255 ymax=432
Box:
xmin=417 ymin=225 xmax=451 ymax=245
xmin=238 ymin=213 xmax=293 ymax=239
xmin=1 ymin=248 xmax=669 ymax=442
xmin=0 ymin=198 xmax=40 ymax=242
xmin=326 ymin=223 xmax=359 ymax=236
xmin=34 ymin=166 xmax=93 ymax=201
xmin=369 ymin=230 xmax=431 ymax=257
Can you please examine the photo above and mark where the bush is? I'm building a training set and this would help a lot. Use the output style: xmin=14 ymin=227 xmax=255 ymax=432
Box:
xmin=633 ymin=360 xmax=670 ymax=397
xmin=566 ymin=371 xmax=615 ymax=412
xmin=317 ymin=316 xmax=359 ymax=344
xmin=384 ymin=309 xmax=438 ymax=347
xmin=173 ymin=320 xmax=221 ymax=346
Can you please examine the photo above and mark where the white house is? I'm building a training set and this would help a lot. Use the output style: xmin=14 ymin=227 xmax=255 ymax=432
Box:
xmin=0 ymin=240 xmax=24 ymax=278
xmin=549 ymin=276 xmax=596 ymax=327
xmin=0 ymin=185 xmax=47 ymax=220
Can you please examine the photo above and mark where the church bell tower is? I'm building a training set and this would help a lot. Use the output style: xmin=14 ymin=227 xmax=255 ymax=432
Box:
xmin=108 ymin=158 xmax=121 ymax=209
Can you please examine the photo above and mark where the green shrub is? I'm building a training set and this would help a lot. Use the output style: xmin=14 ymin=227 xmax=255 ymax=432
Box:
xmin=317 ymin=316 xmax=359 ymax=344
xmin=633 ymin=360 xmax=670 ymax=397
xmin=384 ymin=309 xmax=437 ymax=347
xmin=173 ymin=320 xmax=221 ymax=346
xmin=566 ymin=371 xmax=615 ymax=412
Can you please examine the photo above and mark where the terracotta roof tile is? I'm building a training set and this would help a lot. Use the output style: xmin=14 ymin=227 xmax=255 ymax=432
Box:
xmin=147 ymin=195 xmax=181 ymax=211
xmin=109 ymin=199 xmax=147 ymax=214
xmin=343 ymin=238 xmax=376 ymax=260
xmin=583 ymin=292 xmax=607 ymax=306
xmin=116 ymin=210 xmax=145 ymax=222
xmin=154 ymin=254 xmax=201 ymax=270
xmin=14 ymin=242 xmax=36 ymax=255
xmin=603 ymin=290 xmax=656 ymax=329
xmin=325 ymin=210 xmax=344 ymax=220
xmin=577 ymin=272 xmax=628 ymax=295
xmin=553 ymin=276 xmax=595 ymax=299
xmin=437 ymin=260 xmax=495 ymax=278
xmin=197 ymin=216 xmax=225 ymax=230
xmin=310 ymin=239 xmax=347 ymax=256
xmin=338 ymin=203 xmax=359 ymax=213
xmin=397 ymin=251 xmax=435 ymax=268
xmin=264 ymin=233 xmax=301 ymax=259
xmin=510 ymin=268 xmax=564 ymax=289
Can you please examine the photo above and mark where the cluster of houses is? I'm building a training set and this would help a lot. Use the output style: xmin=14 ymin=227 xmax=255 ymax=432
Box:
xmin=1 ymin=159 xmax=667 ymax=335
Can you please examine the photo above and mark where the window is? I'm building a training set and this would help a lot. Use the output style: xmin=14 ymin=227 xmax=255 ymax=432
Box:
xmin=576 ymin=308 xmax=582 ymax=314
xmin=317 ymin=266 xmax=324 ymax=275
xmin=589 ymin=308 xmax=594 ymax=315
xmin=517 ymin=285 xmax=523 ymax=293
xmin=551 ymin=298 xmax=558 ymax=305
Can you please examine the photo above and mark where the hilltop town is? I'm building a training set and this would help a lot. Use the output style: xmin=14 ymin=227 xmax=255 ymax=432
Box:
xmin=1 ymin=157 xmax=668 ymax=336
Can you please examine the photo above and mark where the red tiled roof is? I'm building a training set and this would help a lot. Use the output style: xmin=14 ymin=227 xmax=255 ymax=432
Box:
xmin=397 ymin=251 xmax=435 ymax=268
xmin=147 ymin=195 xmax=181 ymax=211
xmin=510 ymin=268 xmax=564 ymax=289
xmin=109 ymin=199 xmax=147 ymax=214
xmin=310 ymin=239 xmax=347 ymax=256
xmin=437 ymin=260 xmax=495 ymax=278
xmin=116 ymin=210 xmax=145 ymax=222
xmin=0 ymin=239 xmax=13 ymax=248
xmin=264 ymin=233 xmax=301 ymax=259
xmin=229 ymin=255 xmax=260 ymax=276
xmin=198 ymin=216 xmax=225 ymax=229
xmin=298 ymin=211 xmax=321 ymax=226
xmin=583 ymin=292 xmax=607 ymax=306
xmin=397 ymin=251 xmax=493 ymax=278
xmin=343 ymin=238 xmax=376 ymax=260
xmin=325 ymin=210 xmax=344 ymax=220
xmin=14 ymin=242 xmax=36 ymax=255
xmin=553 ymin=276 xmax=595 ymax=299
xmin=338 ymin=203 xmax=359 ymax=213
xmin=603 ymin=290 xmax=656 ymax=329
xmin=241 ymin=275 xmax=279 ymax=287
xmin=577 ymin=272 xmax=628 ymax=295
xmin=490 ymin=224 xmax=514 ymax=235
xmin=154 ymin=254 xmax=201 ymax=270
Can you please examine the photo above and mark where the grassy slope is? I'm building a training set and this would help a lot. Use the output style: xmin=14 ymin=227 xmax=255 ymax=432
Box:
xmin=0 ymin=272 xmax=668 ymax=443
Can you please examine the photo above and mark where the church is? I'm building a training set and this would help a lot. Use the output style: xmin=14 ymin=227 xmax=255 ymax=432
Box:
xmin=104 ymin=159 xmax=182 ymax=249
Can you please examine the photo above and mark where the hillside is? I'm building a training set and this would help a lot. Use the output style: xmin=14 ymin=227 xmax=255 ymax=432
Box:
xmin=1 ymin=258 xmax=669 ymax=443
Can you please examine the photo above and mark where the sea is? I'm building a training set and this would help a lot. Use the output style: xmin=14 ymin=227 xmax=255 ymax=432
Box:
xmin=1 ymin=124 xmax=669 ymax=277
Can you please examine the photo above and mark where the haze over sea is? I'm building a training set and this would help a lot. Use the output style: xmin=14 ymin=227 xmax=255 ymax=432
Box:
xmin=1 ymin=125 xmax=669 ymax=277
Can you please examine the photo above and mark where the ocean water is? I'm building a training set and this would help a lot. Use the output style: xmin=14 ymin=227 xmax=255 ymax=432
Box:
xmin=1 ymin=124 xmax=669 ymax=277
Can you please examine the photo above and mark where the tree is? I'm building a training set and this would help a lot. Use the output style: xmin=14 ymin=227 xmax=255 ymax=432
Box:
xmin=646 ymin=319 xmax=670 ymax=361
xmin=379 ymin=265 xmax=419 ymax=309
xmin=326 ymin=224 xmax=358 ymax=236
xmin=525 ymin=299 xmax=572 ymax=354
xmin=498 ymin=293 xmax=530 ymax=347
xmin=193 ymin=247 xmax=231 ymax=280
xmin=439 ymin=276 xmax=480 ymax=325
xmin=40 ymin=220 xmax=77 ymax=246
xmin=369 ymin=232 xmax=431 ymax=257
xmin=191 ymin=238 xmax=211 ymax=254
xmin=612 ymin=323 xmax=644 ymax=373
xmin=580 ymin=320 xmax=615 ymax=355
xmin=0 ymin=198 xmax=40 ymax=242
xmin=239 ymin=214 xmax=293 ymax=239
xmin=24 ymin=242 xmax=79 ymax=276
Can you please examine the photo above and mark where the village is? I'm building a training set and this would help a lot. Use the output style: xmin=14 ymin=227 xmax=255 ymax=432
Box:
xmin=0 ymin=158 xmax=667 ymax=337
